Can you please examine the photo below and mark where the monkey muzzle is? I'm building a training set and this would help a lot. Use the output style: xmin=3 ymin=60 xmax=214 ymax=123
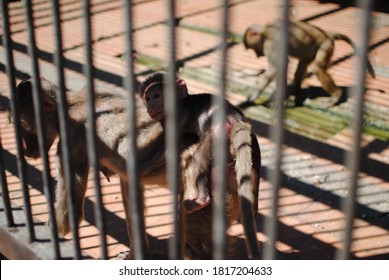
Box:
xmin=183 ymin=184 xmax=211 ymax=214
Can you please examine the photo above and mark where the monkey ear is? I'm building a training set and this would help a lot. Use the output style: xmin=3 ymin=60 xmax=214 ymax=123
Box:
xmin=176 ymin=78 xmax=188 ymax=97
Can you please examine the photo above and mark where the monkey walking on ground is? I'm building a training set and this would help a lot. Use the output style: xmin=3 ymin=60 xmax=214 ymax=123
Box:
xmin=14 ymin=77 xmax=196 ymax=259
xmin=243 ymin=21 xmax=376 ymax=108
xmin=141 ymin=73 xmax=261 ymax=259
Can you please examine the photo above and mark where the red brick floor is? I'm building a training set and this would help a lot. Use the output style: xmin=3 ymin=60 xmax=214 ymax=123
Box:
xmin=0 ymin=0 xmax=388 ymax=259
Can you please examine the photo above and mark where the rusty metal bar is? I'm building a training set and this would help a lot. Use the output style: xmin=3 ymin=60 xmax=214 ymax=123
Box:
xmin=263 ymin=0 xmax=289 ymax=260
xmin=212 ymin=0 xmax=229 ymax=260
xmin=165 ymin=0 xmax=181 ymax=260
xmin=123 ymin=0 xmax=146 ymax=260
xmin=83 ymin=0 xmax=108 ymax=260
xmin=336 ymin=0 xmax=373 ymax=260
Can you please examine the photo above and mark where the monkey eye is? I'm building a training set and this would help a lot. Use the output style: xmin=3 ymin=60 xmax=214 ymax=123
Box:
xmin=153 ymin=92 xmax=160 ymax=98
xmin=144 ymin=96 xmax=150 ymax=102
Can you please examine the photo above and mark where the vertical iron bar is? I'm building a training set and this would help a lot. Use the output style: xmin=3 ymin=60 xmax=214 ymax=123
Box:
xmin=23 ymin=0 xmax=60 ymax=243
xmin=0 ymin=135 xmax=14 ymax=226
xmin=336 ymin=0 xmax=373 ymax=260
xmin=165 ymin=0 xmax=180 ymax=260
xmin=27 ymin=0 xmax=82 ymax=260
xmin=49 ymin=0 xmax=85 ymax=259
xmin=83 ymin=0 xmax=108 ymax=259
xmin=212 ymin=0 xmax=229 ymax=260
xmin=1 ymin=0 xmax=23 ymax=229
xmin=24 ymin=0 xmax=81 ymax=257
xmin=123 ymin=0 xmax=146 ymax=260
xmin=263 ymin=0 xmax=289 ymax=260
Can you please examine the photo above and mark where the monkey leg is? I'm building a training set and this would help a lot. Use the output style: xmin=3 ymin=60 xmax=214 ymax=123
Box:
xmin=311 ymin=67 xmax=342 ymax=108
xmin=310 ymin=40 xmax=342 ymax=108
xmin=120 ymin=179 xmax=148 ymax=259
xmin=291 ymin=60 xmax=310 ymax=91
xmin=289 ymin=60 xmax=310 ymax=106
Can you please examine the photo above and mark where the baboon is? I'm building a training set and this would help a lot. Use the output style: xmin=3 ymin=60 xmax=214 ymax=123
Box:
xmin=243 ymin=21 xmax=376 ymax=107
xmin=141 ymin=73 xmax=261 ymax=259
xmin=15 ymin=77 xmax=184 ymax=259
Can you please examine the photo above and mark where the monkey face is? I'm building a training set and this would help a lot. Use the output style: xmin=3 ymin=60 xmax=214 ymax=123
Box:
xmin=143 ymin=88 xmax=164 ymax=121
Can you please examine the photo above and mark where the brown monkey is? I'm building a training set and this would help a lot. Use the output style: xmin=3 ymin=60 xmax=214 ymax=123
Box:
xmin=243 ymin=21 xmax=376 ymax=107
xmin=15 ymin=78 xmax=172 ymax=259
xmin=180 ymin=121 xmax=259 ymax=259
xmin=140 ymin=72 xmax=261 ymax=259
xmin=141 ymin=73 xmax=246 ymax=211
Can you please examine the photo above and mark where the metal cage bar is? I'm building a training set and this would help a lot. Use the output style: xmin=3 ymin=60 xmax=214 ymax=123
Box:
xmin=1 ymin=0 xmax=24 ymax=229
xmin=165 ymin=0 xmax=181 ymax=260
xmin=24 ymin=0 xmax=83 ymax=259
xmin=22 ymin=0 xmax=63 ymax=257
xmin=0 ymin=135 xmax=13 ymax=227
xmin=22 ymin=0 xmax=55 ymax=243
xmin=82 ymin=0 xmax=109 ymax=260
xmin=46 ymin=0 xmax=78 ymax=260
xmin=336 ymin=0 xmax=374 ymax=260
xmin=262 ymin=0 xmax=289 ymax=260
xmin=123 ymin=0 xmax=147 ymax=260
xmin=212 ymin=0 xmax=229 ymax=260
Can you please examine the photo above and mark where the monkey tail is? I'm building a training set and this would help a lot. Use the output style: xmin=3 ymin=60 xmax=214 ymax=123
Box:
xmin=331 ymin=33 xmax=376 ymax=78
xmin=230 ymin=121 xmax=261 ymax=259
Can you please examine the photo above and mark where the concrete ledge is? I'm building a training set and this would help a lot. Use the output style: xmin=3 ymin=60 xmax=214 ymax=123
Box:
xmin=0 ymin=201 xmax=78 ymax=260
